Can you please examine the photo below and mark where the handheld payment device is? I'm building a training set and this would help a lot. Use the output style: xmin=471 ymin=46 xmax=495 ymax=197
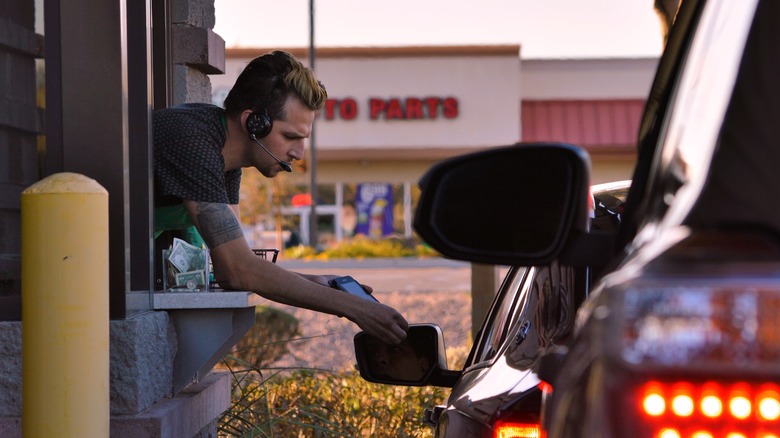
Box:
xmin=329 ymin=276 xmax=378 ymax=302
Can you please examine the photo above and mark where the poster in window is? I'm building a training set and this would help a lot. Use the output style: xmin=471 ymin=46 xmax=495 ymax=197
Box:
xmin=355 ymin=183 xmax=394 ymax=238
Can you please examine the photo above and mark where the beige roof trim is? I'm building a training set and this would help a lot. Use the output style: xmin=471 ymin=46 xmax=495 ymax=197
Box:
xmin=315 ymin=147 xmax=485 ymax=161
xmin=226 ymin=45 xmax=521 ymax=59
xmin=314 ymin=145 xmax=636 ymax=161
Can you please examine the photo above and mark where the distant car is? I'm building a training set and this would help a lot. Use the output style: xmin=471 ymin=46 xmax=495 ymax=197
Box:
xmin=353 ymin=180 xmax=629 ymax=437
xmin=358 ymin=0 xmax=780 ymax=437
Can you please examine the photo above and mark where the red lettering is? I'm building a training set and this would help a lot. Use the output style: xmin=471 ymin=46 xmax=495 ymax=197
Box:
xmin=442 ymin=97 xmax=458 ymax=118
xmin=405 ymin=98 xmax=423 ymax=119
xmin=424 ymin=97 xmax=441 ymax=119
xmin=340 ymin=97 xmax=358 ymax=120
xmin=325 ymin=96 xmax=459 ymax=121
xmin=386 ymin=98 xmax=404 ymax=119
xmin=324 ymin=99 xmax=338 ymax=120
xmin=369 ymin=98 xmax=386 ymax=120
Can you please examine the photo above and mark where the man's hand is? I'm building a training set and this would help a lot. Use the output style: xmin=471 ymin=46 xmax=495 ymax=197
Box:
xmin=297 ymin=272 xmax=405 ymax=343
xmin=347 ymin=301 xmax=409 ymax=345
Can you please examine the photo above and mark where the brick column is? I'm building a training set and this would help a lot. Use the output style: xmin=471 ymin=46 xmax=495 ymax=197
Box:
xmin=171 ymin=0 xmax=225 ymax=104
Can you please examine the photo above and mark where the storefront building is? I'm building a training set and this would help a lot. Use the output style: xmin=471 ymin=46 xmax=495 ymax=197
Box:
xmin=210 ymin=46 xmax=658 ymax=247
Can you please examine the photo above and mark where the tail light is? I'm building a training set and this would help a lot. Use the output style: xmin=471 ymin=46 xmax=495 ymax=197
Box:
xmin=614 ymin=286 xmax=780 ymax=436
xmin=494 ymin=384 xmax=544 ymax=438
xmin=636 ymin=380 xmax=780 ymax=437
xmin=570 ymin=260 xmax=780 ymax=438
xmin=494 ymin=420 xmax=542 ymax=438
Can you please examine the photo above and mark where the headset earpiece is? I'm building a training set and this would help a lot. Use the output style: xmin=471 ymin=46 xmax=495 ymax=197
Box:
xmin=246 ymin=109 xmax=272 ymax=138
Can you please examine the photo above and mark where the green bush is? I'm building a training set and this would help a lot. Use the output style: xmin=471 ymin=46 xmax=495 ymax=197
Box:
xmin=282 ymin=235 xmax=439 ymax=260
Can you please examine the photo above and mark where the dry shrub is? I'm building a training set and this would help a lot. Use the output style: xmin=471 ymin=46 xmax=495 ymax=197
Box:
xmin=219 ymin=366 xmax=447 ymax=437
xmin=229 ymin=306 xmax=303 ymax=369
xmin=219 ymin=306 xmax=448 ymax=437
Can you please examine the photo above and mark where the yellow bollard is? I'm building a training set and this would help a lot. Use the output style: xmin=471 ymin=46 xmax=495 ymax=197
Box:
xmin=21 ymin=172 xmax=109 ymax=437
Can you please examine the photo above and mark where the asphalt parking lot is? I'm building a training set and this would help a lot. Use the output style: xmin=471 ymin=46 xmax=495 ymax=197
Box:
xmin=277 ymin=257 xmax=475 ymax=293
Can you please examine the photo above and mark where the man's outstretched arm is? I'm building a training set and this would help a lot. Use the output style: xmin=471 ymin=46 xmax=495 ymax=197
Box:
xmin=182 ymin=200 xmax=409 ymax=344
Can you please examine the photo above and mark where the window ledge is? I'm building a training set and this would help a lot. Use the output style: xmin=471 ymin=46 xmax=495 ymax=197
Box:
xmin=153 ymin=291 xmax=263 ymax=310
xmin=152 ymin=291 xmax=262 ymax=393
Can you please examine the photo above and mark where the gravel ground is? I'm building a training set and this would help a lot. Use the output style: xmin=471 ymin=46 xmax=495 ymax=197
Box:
xmin=260 ymin=290 xmax=473 ymax=371
xmin=256 ymin=263 xmax=477 ymax=372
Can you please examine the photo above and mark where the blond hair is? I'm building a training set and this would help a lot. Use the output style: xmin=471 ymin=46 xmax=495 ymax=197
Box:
xmin=224 ymin=50 xmax=328 ymax=119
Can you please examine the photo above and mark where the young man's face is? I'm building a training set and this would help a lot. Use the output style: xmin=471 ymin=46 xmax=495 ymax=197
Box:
xmin=254 ymin=96 xmax=315 ymax=177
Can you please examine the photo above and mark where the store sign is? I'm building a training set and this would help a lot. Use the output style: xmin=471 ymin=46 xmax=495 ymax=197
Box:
xmin=323 ymin=97 xmax=459 ymax=121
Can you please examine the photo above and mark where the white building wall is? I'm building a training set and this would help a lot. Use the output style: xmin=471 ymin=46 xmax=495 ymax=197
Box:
xmin=521 ymin=57 xmax=659 ymax=100
xmin=315 ymin=55 xmax=521 ymax=149
xmin=212 ymin=52 xmax=522 ymax=151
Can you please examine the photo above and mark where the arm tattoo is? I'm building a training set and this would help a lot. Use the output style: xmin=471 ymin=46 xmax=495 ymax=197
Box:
xmin=194 ymin=202 xmax=244 ymax=248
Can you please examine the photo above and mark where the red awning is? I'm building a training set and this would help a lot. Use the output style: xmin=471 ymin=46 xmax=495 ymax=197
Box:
xmin=521 ymin=99 xmax=645 ymax=155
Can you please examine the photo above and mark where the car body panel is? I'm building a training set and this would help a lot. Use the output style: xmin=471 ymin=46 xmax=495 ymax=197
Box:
xmin=436 ymin=265 xmax=558 ymax=436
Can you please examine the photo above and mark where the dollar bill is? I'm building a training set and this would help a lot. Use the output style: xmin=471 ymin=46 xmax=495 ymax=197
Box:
xmin=168 ymin=237 xmax=205 ymax=272
xmin=175 ymin=270 xmax=206 ymax=289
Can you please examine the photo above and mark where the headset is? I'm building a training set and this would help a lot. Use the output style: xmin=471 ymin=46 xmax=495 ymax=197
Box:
xmin=245 ymin=74 xmax=280 ymax=139
xmin=245 ymin=108 xmax=273 ymax=139
xmin=244 ymin=80 xmax=292 ymax=172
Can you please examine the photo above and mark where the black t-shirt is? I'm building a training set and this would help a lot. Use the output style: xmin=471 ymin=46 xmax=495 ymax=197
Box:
xmin=153 ymin=103 xmax=241 ymax=207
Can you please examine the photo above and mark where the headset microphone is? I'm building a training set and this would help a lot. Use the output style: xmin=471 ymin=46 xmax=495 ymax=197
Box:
xmin=249 ymin=134 xmax=293 ymax=172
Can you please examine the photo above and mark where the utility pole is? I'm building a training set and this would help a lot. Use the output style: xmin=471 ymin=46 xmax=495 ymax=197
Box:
xmin=308 ymin=0 xmax=319 ymax=248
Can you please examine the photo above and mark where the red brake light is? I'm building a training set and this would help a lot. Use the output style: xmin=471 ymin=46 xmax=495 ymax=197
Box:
xmin=637 ymin=381 xmax=780 ymax=438
xmin=494 ymin=421 xmax=542 ymax=438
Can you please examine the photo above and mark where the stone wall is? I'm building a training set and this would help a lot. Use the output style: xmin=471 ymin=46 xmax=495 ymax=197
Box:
xmin=0 ymin=312 xmax=176 ymax=417
xmin=0 ymin=312 xmax=229 ymax=438
xmin=171 ymin=0 xmax=224 ymax=105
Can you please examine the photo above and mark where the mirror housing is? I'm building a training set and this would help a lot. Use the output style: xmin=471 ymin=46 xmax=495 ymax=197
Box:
xmin=354 ymin=324 xmax=460 ymax=388
xmin=414 ymin=143 xmax=591 ymax=266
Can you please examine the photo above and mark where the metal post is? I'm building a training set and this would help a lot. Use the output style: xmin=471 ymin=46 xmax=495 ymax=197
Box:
xmin=471 ymin=264 xmax=499 ymax=339
xmin=308 ymin=0 xmax=319 ymax=248
xmin=21 ymin=173 xmax=109 ymax=437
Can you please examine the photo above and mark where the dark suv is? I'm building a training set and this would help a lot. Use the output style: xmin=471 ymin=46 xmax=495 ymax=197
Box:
xmin=355 ymin=0 xmax=780 ymax=437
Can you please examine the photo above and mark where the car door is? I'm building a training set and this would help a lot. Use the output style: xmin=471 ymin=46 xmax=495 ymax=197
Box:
xmin=432 ymin=266 xmax=532 ymax=436
xmin=435 ymin=261 xmax=580 ymax=437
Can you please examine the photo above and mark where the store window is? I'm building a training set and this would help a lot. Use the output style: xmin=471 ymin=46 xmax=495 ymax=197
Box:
xmin=239 ymin=175 xmax=421 ymax=249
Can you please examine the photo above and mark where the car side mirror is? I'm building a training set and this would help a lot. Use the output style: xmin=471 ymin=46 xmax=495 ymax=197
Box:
xmin=414 ymin=143 xmax=591 ymax=266
xmin=353 ymin=324 xmax=460 ymax=388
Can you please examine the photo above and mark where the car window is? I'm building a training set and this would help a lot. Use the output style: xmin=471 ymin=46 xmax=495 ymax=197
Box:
xmin=618 ymin=0 xmax=706 ymax=249
xmin=637 ymin=0 xmax=758 ymax=241
xmin=686 ymin=0 xmax=780 ymax=232
xmin=470 ymin=266 xmax=532 ymax=365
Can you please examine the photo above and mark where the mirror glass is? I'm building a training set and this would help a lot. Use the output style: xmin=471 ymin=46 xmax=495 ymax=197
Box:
xmin=354 ymin=324 xmax=443 ymax=385
xmin=414 ymin=144 xmax=589 ymax=265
